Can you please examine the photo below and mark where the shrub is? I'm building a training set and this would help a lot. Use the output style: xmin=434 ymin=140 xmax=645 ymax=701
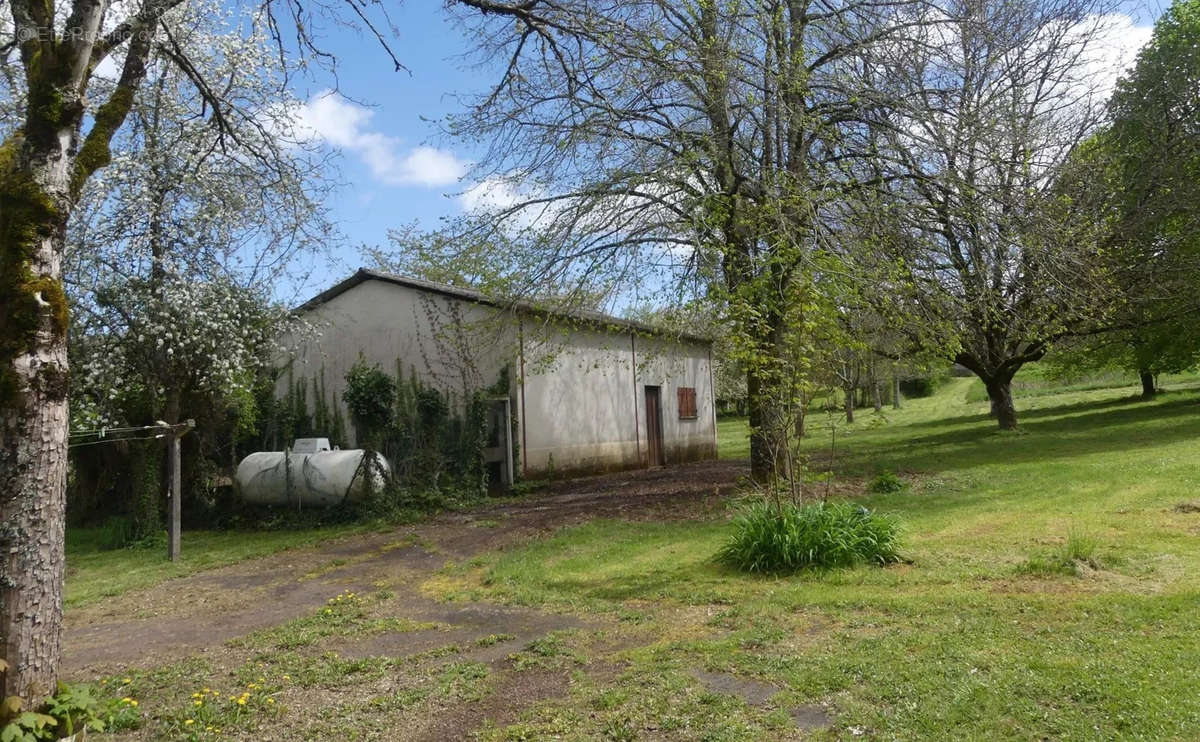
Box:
xmin=343 ymin=356 xmax=396 ymax=446
xmin=868 ymin=471 xmax=904 ymax=494
xmin=717 ymin=500 xmax=902 ymax=573
xmin=899 ymin=373 xmax=948 ymax=398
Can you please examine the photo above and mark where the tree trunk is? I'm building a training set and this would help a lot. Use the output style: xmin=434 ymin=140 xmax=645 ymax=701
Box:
xmin=892 ymin=375 xmax=902 ymax=409
xmin=746 ymin=366 xmax=773 ymax=480
xmin=985 ymin=379 xmax=1018 ymax=430
xmin=844 ymin=387 xmax=855 ymax=424
xmin=871 ymin=380 xmax=883 ymax=412
xmin=1139 ymin=369 xmax=1156 ymax=398
xmin=793 ymin=405 xmax=805 ymax=440
xmin=1 ymin=153 xmax=72 ymax=701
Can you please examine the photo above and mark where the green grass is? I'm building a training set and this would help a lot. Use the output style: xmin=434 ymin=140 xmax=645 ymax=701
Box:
xmin=65 ymin=524 xmax=369 ymax=608
xmin=439 ymin=375 xmax=1200 ymax=740
xmin=717 ymin=415 xmax=751 ymax=460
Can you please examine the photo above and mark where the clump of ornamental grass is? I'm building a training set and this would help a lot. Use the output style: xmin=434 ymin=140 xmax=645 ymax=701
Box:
xmin=717 ymin=499 xmax=902 ymax=573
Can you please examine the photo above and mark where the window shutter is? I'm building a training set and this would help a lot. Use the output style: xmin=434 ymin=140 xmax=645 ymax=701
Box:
xmin=678 ymin=387 xmax=697 ymax=419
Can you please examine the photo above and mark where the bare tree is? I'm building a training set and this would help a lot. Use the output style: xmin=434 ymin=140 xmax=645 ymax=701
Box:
xmin=447 ymin=0 xmax=929 ymax=477
xmin=871 ymin=0 xmax=1122 ymax=428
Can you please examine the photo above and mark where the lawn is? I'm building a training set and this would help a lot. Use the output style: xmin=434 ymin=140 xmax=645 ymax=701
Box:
xmin=64 ymin=373 xmax=1200 ymax=740
xmin=65 ymin=523 xmax=371 ymax=608
xmin=431 ymin=375 xmax=1200 ymax=740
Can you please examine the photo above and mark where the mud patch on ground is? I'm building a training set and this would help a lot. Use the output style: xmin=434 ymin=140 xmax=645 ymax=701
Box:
xmin=65 ymin=461 xmax=742 ymax=676
xmin=692 ymin=668 xmax=780 ymax=706
xmin=409 ymin=667 xmax=572 ymax=742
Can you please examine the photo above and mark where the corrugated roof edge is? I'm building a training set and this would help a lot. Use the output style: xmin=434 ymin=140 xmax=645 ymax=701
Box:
xmin=294 ymin=269 xmax=714 ymax=345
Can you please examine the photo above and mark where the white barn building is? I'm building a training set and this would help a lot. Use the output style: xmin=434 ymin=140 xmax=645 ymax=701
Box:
xmin=280 ymin=269 xmax=718 ymax=482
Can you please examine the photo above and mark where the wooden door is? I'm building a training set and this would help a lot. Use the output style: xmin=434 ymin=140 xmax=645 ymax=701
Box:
xmin=644 ymin=386 xmax=664 ymax=467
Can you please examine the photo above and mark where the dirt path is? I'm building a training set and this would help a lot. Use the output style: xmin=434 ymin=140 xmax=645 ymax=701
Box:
xmin=63 ymin=459 xmax=743 ymax=675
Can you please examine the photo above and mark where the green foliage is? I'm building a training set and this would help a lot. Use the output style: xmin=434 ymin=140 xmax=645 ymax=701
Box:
xmin=343 ymin=356 xmax=396 ymax=446
xmin=717 ymin=500 xmax=902 ymax=573
xmin=43 ymin=683 xmax=107 ymax=738
xmin=899 ymin=373 xmax=948 ymax=398
xmin=0 ymin=681 xmax=124 ymax=742
xmin=1056 ymin=0 xmax=1200 ymax=380
xmin=0 ymin=711 xmax=56 ymax=742
xmin=867 ymin=471 xmax=904 ymax=494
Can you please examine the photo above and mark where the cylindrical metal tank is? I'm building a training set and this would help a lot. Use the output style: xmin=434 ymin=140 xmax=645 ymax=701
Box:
xmin=236 ymin=449 xmax=391 ymax=507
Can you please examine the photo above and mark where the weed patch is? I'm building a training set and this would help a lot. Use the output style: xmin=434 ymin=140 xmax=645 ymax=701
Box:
xmin=1018 ymin=531 xmax=1104 ymax=577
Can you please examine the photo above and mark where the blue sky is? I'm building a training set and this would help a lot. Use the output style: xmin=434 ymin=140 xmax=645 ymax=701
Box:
xmin=289 ymin=2 xmax=1163 ymax=285
xmin=288 ymin=4 xmax=494 ymax=269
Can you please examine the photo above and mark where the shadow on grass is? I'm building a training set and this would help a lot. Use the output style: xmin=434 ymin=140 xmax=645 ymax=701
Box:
xmin=830 ymin=392 xmax=1200 ymax=476
xmin=896 ymin=393 xmax=1153 ymax=431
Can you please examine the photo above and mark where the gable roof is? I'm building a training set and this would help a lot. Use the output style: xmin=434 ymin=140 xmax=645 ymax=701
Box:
xmin=295 ymin=269 xmax=712 ymax=345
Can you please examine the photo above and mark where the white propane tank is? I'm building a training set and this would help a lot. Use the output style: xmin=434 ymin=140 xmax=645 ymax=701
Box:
xmin=236 ymin=448 xmax=390 ymax=507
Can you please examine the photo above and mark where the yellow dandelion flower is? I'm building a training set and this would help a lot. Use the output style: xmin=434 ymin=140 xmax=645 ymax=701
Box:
xmin=122 ymin=677 xmax=132 ymax=684
xmin=129 ymin=700 xmax=138 ymax=707
xmin=282 ymin=675 xmax=290 ymax=681
xmin=194 ymin=700 xmax=203 ymax=707
xmin=236 ymin=698 xmax=247 ymax=706
xmin=184 ymin=719 xmax=194 ymax=726
xmin=267 ymin=698 xmax=275 ymax=704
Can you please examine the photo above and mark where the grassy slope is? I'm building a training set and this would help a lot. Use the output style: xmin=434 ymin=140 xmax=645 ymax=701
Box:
xmin=442 ymin=377 xmax=1200 ymax=740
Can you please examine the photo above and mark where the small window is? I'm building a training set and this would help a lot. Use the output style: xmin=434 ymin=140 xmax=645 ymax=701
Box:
xmin=677 ymin=387 xmax=697 ymax=420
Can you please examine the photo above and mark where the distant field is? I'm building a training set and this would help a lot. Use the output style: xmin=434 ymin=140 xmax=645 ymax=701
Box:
xmin=961 ymin=368 xmax=1200 ymax=403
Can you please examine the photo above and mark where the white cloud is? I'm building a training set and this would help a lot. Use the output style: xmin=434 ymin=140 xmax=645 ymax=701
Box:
xmin=1084 ymin=14 xmax=1154 ymax=100
xmin=459 ymin=177 xmax=528 ymax=212
xmin=291 ymin=91 xmax=469 ymax=188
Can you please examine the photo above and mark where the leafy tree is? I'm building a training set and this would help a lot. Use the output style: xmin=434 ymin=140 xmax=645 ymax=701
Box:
xmin=871 ymin=0 xmax=1123 ymax=428
xmin=66 ymin=1 xmax=333 ymax=434
xmin=1054 ymin=0 xmax=1200 ymax=395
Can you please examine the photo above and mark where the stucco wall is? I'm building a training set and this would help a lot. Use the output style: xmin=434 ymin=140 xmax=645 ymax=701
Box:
xmin=280 ymin=276 xmax=718 ymax=476
xmin=632 ymin=334 xmax=719 ymax=465
xmin=519 ymin=324 xmax=641 ymax=474
xmin=278 ymin=280 xmax=518 ymax=447
xmin=517 ymin=320 xmax=718 ymax=474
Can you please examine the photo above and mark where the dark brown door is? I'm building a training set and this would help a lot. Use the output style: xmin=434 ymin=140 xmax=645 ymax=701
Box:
xmin=644 ymin=386 xmax=664 ymax=466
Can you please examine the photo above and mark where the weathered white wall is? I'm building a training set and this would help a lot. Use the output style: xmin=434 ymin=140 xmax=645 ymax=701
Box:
xmin=518 ymin=320 xmax=718 ymax=474
xmin=631 ymin=335 xmax=719 ymax=465
xmin=519 ymin=323 xmax=641 ymax=474
xmin=280 ymin=276 xmax=718 ymax=475
xmin=279 ymin=280 xmax=518 ymax=446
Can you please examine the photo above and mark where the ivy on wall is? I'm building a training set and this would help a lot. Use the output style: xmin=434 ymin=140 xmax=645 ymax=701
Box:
xmin=281 ymin=357 xmax=518 ymax=498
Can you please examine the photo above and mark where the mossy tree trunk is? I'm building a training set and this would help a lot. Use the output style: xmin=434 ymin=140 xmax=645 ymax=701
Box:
xmin=1 ymin=0 xmax=167 ymax=700
xmin=1 ymin=134 xmax=75 ymax=704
